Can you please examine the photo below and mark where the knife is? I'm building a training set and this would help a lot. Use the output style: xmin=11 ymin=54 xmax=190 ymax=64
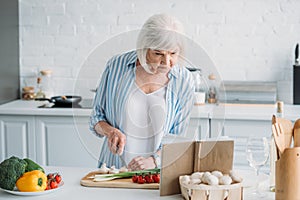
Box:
xmin=117 ymin=146 xmax=127 ymax=167
xmin=119 ymin=154 xmax=127 ymax=167
xmin=296 ymin=43 xmax=299 ymax=66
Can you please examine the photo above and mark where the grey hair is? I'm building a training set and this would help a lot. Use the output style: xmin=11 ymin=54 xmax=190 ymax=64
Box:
xmin=136 ymin=14 xmax=185 ymax=73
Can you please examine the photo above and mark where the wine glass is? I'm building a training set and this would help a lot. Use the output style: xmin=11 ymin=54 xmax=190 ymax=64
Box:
xmin=246 ymin=136 xmax=269 ymax=197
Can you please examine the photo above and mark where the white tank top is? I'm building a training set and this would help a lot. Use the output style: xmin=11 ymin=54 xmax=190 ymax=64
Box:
xmin=123 ymin=83 xmax=167 ymax=164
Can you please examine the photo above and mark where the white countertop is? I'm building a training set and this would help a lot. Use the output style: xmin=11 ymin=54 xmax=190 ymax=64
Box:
xmin=1 ymin=99 xmax=300 ymax=121
xmin=0 ymin=166 xmax=275 ymax=200
xmin=0 ymin=100 xmax=91 ymax=117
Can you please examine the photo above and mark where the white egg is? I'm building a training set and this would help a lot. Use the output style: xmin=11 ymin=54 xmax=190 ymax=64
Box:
xmin=181 ymin=175 xmax=191 ymax=183
xmin=206 ymin=175 xmax=219 ymax=185
xmin=219 ymin=175 xmax=233 ymax=185
xmin=190 ymin=178 xmax=202 ymax=185
xmin=191 ymin=172 xmax=203 ymax=180
xmin=201 ymin=172 xmax=211 ymax=184
xmin=229 ymin=170 xmax=243 ymax=183
xmin=211 ymin=170 xmax=223 ymax=178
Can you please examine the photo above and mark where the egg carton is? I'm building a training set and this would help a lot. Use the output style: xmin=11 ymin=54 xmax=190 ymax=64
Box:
xmin=179 ymin=176 xmax=243 ymax=200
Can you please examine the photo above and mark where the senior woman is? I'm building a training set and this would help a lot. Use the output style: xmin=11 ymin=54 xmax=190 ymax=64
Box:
xmin=90 ymin=14 xmax=194 ymax=171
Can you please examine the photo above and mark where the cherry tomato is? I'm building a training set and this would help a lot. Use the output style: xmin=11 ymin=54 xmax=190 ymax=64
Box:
xmin=137 ymin=175 xmax=145 ymax=184
xmin=55 ymin=174 xmax=62 ymax=184
xmin=144 ymin=174 xmax=153 ymax=183
xmin=152 ymin=174 xmax=160 ymax=183
xmin=47 ymin=173 xmax=54 ymax=180
xmin=50 ymin=180 xmax=58 ymax=189
xmin=45 ymin=184 xmax=51 ymax=190
xmin=132 ymin=175 xmax=138 ymax=183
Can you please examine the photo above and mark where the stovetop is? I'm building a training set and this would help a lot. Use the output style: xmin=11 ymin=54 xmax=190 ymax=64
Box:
xmin=38 ymin=99 xmax=93 ymax=109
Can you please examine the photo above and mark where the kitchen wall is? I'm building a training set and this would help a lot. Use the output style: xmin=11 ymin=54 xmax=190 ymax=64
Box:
xmin=19 ymin=0 xmax=300 ymax=102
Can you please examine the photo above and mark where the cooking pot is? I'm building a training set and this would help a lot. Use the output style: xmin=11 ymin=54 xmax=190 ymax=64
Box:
xmin=35 ymin=95 xmax=82 ymax=107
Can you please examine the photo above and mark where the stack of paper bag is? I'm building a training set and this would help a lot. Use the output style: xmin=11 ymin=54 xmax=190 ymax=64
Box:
xmin=160 ymin=140 xmax=235 ymax=196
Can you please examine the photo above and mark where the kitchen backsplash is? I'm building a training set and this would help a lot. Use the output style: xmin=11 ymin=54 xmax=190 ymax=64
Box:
xmin=19 ymin=0 xmax=300 ymax=103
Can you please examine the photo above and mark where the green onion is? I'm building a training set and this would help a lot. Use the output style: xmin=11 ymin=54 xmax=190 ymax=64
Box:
xmin=93 ymin=168 xmax=160 ymax=182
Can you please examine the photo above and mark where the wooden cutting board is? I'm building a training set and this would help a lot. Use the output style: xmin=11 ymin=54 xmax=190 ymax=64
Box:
xmin=80 ymin=171 xmax=159 ymax=189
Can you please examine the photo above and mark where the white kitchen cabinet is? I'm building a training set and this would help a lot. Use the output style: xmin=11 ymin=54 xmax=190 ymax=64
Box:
xmin=0 ymin=113 xmax=103 ymax=168
xmin=211 ymin=118 xmax=271 ymax=170
xmin=186 ymin=118 xmax=209 ymax=140
xmin=35 ymin=116 xmax=102 ymax=168
xmin=0 ymin=115 xmax=36 ymax=161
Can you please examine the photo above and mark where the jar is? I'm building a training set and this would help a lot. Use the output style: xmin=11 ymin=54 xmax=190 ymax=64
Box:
xmin=22 ymin=86 xmax=35 ymax=100
xmin=189 ymin=68 xmax=206 ymax=105
xmin=39 ymin=70 xmax=54 ymax=98
xmin=208 ymin=74 xmax=217 ymax=104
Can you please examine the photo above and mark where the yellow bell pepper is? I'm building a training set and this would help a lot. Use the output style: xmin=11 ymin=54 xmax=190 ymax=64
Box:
xmin=16 ymin=170 xmax=47 ymax=192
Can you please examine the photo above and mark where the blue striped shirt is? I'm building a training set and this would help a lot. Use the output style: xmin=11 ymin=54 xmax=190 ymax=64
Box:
xmin=89 ymin=50 xmax=195 ymax=168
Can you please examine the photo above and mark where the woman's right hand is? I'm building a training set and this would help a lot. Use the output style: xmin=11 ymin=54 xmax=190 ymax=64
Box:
xmin=107 ymin=128 xmax=126 ymax=155
xmin=95 ymin=121 xmax=126 ymax=155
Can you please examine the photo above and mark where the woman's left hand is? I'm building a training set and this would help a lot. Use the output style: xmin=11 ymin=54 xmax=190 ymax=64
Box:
xmin=128 ymin=156 xmax=156 ymax=171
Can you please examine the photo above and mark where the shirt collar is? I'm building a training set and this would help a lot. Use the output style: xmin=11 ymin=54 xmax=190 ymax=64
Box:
xmin=126 ymin=51 xmax=138 ymax=67
xmin=168 ymin=65 xmax=180 ymax=79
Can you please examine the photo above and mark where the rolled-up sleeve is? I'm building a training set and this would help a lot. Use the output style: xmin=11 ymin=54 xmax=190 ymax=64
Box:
xmin=89 ymin=64 xmax=110 ymax=137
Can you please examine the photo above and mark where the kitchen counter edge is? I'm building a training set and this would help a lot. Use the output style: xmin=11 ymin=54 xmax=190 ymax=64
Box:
xmin=1 ymin=100 xmax=300 ymax=120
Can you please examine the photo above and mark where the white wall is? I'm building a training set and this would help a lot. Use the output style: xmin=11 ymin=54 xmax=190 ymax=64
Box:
xmin=19 ymin=0 xmax=300 ymax=102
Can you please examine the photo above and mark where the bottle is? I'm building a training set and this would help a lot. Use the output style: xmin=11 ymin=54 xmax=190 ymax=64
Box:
xmin=207 ymin=74 xmax=217 ymax=104
xmin=39 ymin=70 xmax=54 ymax=98
xmin=269 ymin=101 xmax=284 ymax=192
xmin=276 ymin=101 xmax=284 ymax=118
xmin=35 ymin=77 xmax=45 ymax=98
xmin=294 ymin=43 xmax=300 ymax=104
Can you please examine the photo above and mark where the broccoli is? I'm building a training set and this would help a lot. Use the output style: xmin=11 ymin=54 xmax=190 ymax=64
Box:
xmin=0 ymin=156 xmax=27 ymax=190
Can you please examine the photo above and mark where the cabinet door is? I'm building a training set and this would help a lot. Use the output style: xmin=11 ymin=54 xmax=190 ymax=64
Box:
xmin=186 ymin=118 xmax=209 ymax=140
xmin=210 ymin=118 xmax=225 ymax=138
xmin=0 ymin=115 xmax=35 ymax=162
xmin=211 ymin=119 xmax=271 ymax=170
xmin=36 ymin=116 xmax=102 ymax=167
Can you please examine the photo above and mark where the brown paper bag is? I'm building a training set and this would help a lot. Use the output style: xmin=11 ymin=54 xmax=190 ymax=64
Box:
xmin=160 ymin=140 xmax=234 ymax=196
xmin=194 ymin=141 xmax=234 ymax=174
xmin=160 ymin=142 xmax=195 ymax=196
xmin=276 ymin=147 xmax=300 ymax=200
